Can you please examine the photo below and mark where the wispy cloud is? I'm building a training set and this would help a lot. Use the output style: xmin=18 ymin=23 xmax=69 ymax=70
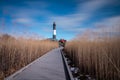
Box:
xmin=4 ymin=0 xmax=113 ymax=30
xmin=25 ymin=1 xmax=48 ymax=9
xmin=78 ymin=0 xmax=110 ymax=13
xmin=2 ymin=1 xmax=50 ymax=27
xmin=75 ymin=15 xmax=120 ymax=39
xmin=48 ymin=14 xmax=88 ymax=28
xmin=47 ymin=0 xmax=111 ymax=32
xmin=13 ymin=18 xmax=33 ymax=24
xmin=94 ymin=16 xmax=120 ymax=33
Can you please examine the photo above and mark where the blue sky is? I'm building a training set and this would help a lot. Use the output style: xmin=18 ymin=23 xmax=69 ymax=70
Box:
xmin=0 ymin=0 xmax=120 ymax=40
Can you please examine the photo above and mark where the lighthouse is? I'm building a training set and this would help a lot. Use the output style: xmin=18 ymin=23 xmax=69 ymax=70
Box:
xmin=53 ymin=22 xmax=56 ymax=40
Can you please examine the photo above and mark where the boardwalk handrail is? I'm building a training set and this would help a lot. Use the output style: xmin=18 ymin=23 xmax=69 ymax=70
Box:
xmin=61 ymin=49 xmax=74 ymax=80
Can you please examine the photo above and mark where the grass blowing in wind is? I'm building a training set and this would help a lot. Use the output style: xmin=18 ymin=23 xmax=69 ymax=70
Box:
xmin=0 ymin=34 xmax=58 ymax=79
xmin=64 ymin=31 xmax=120 ymax=80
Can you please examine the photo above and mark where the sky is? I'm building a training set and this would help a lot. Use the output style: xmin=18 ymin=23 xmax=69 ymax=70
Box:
xmin=0 ymin=0 xmax=120 ymax=40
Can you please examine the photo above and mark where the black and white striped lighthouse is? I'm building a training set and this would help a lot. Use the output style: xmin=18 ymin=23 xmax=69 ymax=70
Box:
xmin=53 ymin=22 xmax=56 ymax=40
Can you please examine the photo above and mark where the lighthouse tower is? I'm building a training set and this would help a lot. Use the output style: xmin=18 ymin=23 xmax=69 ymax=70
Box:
xmin=53 ymin=22 xmax=56 ymax=40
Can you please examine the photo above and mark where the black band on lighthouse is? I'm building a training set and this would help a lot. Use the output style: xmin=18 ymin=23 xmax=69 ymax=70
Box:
xmin=53 ymin=22 xmax=56 ymax=30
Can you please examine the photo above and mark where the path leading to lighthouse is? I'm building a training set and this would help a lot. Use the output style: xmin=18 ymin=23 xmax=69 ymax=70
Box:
xmin=5 ymin=47 xmax=66 ymax=80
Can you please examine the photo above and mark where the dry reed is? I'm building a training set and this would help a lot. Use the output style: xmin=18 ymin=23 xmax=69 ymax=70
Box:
xmin=0 ymin=34 xmax=58 ymax=80
xmin=65 ymin=37 xmax=120 ymax=80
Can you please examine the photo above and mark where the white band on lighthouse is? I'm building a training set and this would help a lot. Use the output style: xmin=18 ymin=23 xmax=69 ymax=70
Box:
xmin=53 ymin=30 xmax=56 ymax=35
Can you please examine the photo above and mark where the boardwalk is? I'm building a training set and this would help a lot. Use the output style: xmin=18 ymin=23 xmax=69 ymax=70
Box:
xmin=5 ymin=48 xmax=66 ymax=80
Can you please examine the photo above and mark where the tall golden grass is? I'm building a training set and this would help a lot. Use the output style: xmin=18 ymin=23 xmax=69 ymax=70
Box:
xmin=0 ymin=34 xmax=58 ymax=79
xmin=65 ymin=37 xmax=120 ymax=80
